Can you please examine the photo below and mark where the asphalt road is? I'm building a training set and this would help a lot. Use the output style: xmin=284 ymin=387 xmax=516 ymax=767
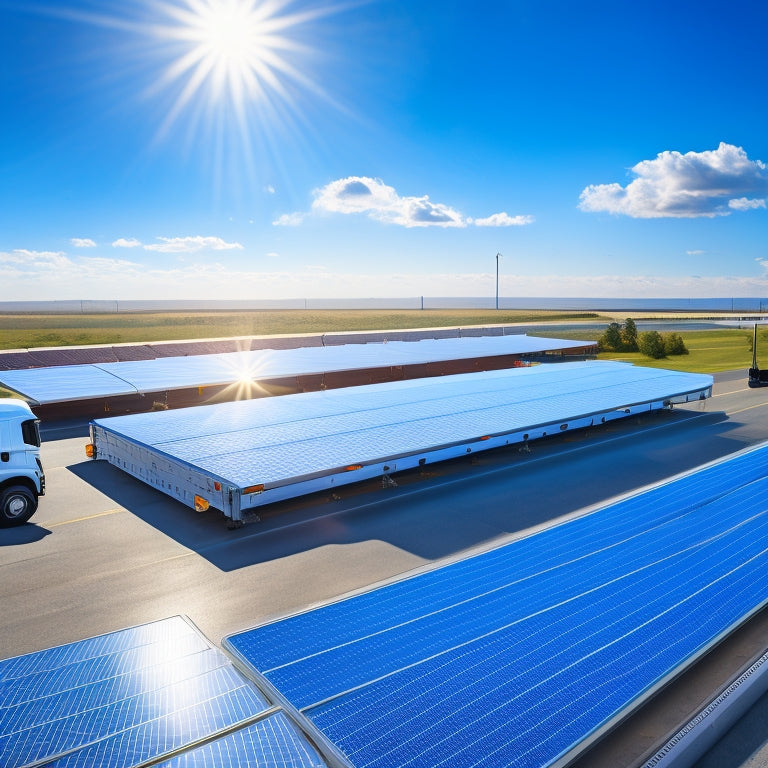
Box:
xmin=2 ymin=367 xmax=768 ymax=766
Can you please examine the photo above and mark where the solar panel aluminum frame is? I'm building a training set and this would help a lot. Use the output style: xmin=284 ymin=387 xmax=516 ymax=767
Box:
xmin=225 ymin=654 xmax=355 ymax=768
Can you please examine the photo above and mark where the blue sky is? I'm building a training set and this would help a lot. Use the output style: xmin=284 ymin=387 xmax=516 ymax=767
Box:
xmin=1 ymin=0 xmax=767 ymax=301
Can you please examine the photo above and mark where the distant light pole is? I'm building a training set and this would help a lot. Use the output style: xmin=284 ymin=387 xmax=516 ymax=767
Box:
xmin=495 ymin=253 xmax=502 ymax=310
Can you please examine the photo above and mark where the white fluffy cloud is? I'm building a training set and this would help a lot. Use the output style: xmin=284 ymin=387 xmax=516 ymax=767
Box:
xmin=472 ymin=212 xmax=535 ymax=227
xmin=579 ymin=143 xmax=768 ymax=218
xmin=71 ymin=238 xmax=96 ymax=248
xmin=272 ymin=176 xmax=533 ymax=229
xmin=112 ymin=237 xmax=142 ymax=248
xmin=312 ymin=177 xmax=465 ymax=228
xmin=272 ymin=212 xmax=306 ymax=227
xmin=143 ymin=236 xmax=243 ymax=253
xmin=729 ymin=197 xmax=766 ymax=211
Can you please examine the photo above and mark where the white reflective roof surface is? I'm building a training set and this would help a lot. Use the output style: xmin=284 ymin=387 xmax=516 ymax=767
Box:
xmin=0 ymin=335 xmax=593 ymax=404
xmin=93 ymin=361 xmax=712 ymax=489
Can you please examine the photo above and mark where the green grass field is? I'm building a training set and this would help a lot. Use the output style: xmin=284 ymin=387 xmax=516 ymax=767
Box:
xmin=0 ymin=310 xmax=599 ymax=349
xmin=532 ymin=328 xmax=755 ymax=373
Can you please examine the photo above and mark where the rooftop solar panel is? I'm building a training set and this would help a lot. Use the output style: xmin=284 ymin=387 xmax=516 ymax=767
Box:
xmin=151 ymin=712 xmax=328 ymax=768
xmin=0 ymin=616 xmax=272 ymax=768
xmin=0 ymin=335 xmax=593 ymax=404
xmin=224 ymin=442 xmax=768 ymax=768
xmin=92 ymin=362 xmax=712 ymax=493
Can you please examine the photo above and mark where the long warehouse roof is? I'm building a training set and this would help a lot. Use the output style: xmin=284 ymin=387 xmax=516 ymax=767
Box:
xmin=92 ymin=361 xmax=712 ymax=492
xmin=0 ymin=335 xmax=593 ymax=405
xmin=225 ymin=440 xmax=768 ymax=768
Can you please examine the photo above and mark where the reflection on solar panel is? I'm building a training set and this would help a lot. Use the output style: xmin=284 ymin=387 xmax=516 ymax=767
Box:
xmin=0 ymin=335 xmax=593 ymax=404
xmin=89 ymin=361 xmax=712 ymax=520
xmin=0 ymin=616 xmax=327 ymax=768
xmin=225 ymin=442 xmax=768 ymax=768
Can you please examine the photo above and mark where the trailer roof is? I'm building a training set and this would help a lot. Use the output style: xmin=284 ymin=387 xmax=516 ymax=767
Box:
xmin=0 ymin=335 xmax=593 ymax=405
xmin=92 ymin=361 xmax=712 ymax=491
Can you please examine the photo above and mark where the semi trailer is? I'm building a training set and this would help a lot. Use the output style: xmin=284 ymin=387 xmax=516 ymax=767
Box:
xmin=86 ymin=362 xmax=713 ymax=527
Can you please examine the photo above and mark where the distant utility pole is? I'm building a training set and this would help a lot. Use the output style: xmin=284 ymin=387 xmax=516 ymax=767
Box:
xmin=495 ymin=253 xmax=502 ymax=310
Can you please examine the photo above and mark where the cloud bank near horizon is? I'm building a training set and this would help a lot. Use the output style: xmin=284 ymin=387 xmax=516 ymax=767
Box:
xmin=580 ymin=143 xmax=768 ymax=218
xmin=3 ymin=247 xmax=768 ymax=301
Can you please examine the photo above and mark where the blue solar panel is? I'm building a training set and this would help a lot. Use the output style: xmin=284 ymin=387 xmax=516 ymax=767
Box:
xmin=225 ymin=443 xmax=768 ymax=768
xmin=93 ymin=362 xmax=712 ymax=492
xmin=0 ymin=335 xmax=596 ymax=404
xmin=152 ymin=712 xmax=327 ymax=768
xmin=0 ymin=617 xmax=271 ymax=768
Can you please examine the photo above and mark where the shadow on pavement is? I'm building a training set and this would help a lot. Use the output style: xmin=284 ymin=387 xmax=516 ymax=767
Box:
xmin=67 ymin=409 xmax=738 ymax=572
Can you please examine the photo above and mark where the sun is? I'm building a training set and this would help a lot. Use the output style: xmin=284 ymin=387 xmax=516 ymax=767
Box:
xmin=148 ymin=0 xmax=334 ymax=140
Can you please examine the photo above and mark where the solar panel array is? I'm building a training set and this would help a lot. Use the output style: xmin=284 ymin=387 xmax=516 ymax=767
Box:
xmin=0 ymin=335 xmax=593 ymax=404
xmin=93 ymin=361 xmax=712 ymax=490
xmin=225 ymin=442 xmax=768 ymax=768
xmin=0 ymin=616 xmax=327 ymax=768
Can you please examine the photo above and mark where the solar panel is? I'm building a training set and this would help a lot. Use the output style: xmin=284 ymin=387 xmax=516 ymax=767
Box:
xmin=224 ymin=442 xmax=768 ymax=768
xmin=93 ymin=362 xmax=712 ymax=492
xmin=0 ymin=335 xmax=594 ymax=404
xmin=0 ymin=616 xmax=271 ymax=768
xmin=151 ymin=712 xmax=328 ymax=768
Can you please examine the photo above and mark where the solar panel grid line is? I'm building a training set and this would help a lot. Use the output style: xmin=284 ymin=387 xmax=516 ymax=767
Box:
xmin=0 ymin=634 xmax=212 ymax=709
xmin=149 ymin=370 xmax=693 ymax=464
xmin=224 ymin=441 xmax=768 ymax=768
xmin=308 ymin=516 xmax=768 ymax=768
xmin=259 ymin=494 xmax=726 ymax=683
xmin=149 ymin=713 xmax=329 ymax=768
xmin=38 ymin=685 xmax=273 ymax=768
xmin=220 ymin=657 xmax=354 ymax=768
xmin=0 ymin=615 xmax=196 ymax=683
xmin=126 ymin=706 xmax=289 ymax=768
xmin=289 ymin=504 xmax=768 ymax=717
xmin=0 ymin=666 xmax=267 ymax=768
xmin=0 ymin=650 xmax=237 ymax=735
xmin=226 ymin=452 xmax=762 ymax=674
xmin=306 ymin=548 xmax=768 ymax=765
xmin=1 ymin=336 xmax=596 ymax=403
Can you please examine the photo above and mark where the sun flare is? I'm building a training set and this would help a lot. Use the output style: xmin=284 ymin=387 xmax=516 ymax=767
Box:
xmin=150 ymin=0 xmax=331 ymax=139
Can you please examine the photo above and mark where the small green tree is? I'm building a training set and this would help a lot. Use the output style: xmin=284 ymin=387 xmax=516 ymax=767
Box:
xmin=638 ymin=330 xmax=666 ymax=359
xmin=600 ymin=322 xmax=624 ymax=351
xmin=663 ymin=332 xmax=688 ymax=355
xmin=622 ymin=318 xmax=638 ymax=351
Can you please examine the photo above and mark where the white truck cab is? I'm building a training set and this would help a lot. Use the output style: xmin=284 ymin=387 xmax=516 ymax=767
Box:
xmin=0 ymin=398 xmax=45 ymax=527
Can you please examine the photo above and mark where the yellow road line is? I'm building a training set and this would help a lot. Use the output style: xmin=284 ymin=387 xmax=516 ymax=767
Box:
xmin=48 ymin=508 xmax=124 ymax=527
xmin=730 ymin=401 xmax=768 ymax=415
xmin=712 ymin=387 xmax=749 ymax=397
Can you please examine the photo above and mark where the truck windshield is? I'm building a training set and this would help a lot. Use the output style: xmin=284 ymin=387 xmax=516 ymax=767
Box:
xmin=21 ymin=419 xmax=41 ymax=448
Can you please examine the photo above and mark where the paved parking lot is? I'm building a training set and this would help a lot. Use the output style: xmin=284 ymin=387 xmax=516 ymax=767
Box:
xmin=2 ymin=368 xmax=768 ymax=766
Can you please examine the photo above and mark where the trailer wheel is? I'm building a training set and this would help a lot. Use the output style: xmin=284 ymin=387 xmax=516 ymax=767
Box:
xmin=0 ymin=486 xmax=37 ymax=527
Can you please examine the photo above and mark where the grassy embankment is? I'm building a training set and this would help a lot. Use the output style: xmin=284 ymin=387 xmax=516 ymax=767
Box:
xmin=0 ymin=311 xmax=758 ymax=399
xmin=541 ymin=327 xmax=754 ymax=374
xmin=0 ymin=310 xmax=598 ymax=349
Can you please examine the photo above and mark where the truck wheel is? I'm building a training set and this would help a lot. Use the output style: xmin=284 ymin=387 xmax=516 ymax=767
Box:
xmin=0 ymin=486 xmax=37 ymax=527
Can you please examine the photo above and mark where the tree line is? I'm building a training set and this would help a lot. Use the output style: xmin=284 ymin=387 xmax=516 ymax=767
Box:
xmin=598 ymin=319 xmax=688 ymax=359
